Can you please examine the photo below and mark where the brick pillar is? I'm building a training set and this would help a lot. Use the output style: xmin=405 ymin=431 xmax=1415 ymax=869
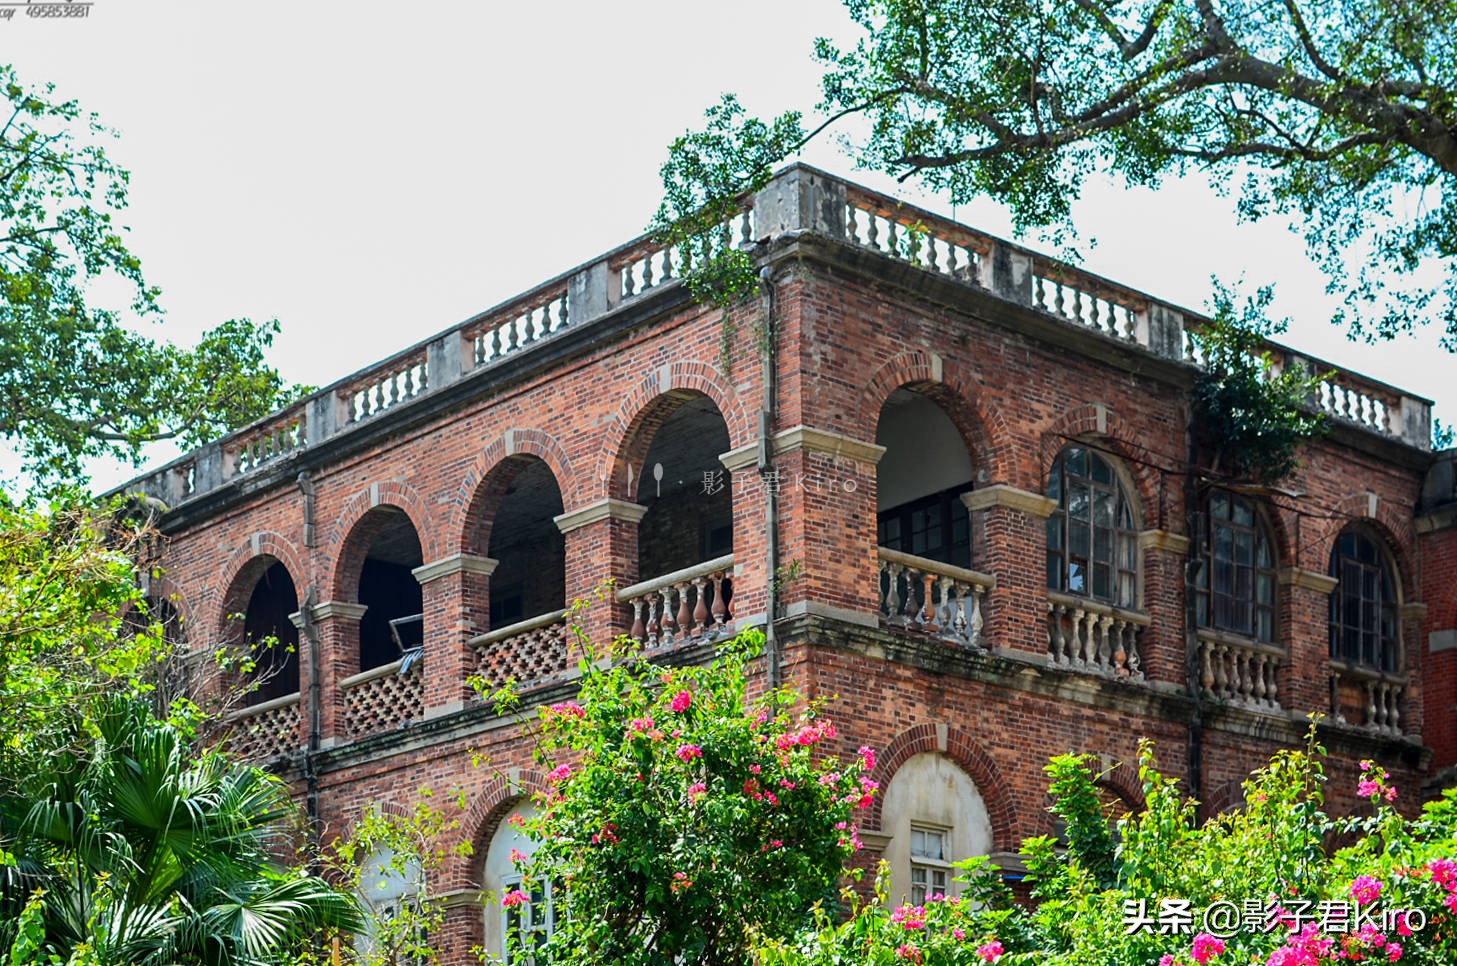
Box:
xmin=1137 ymin=529 xmax=1191 ymax=685
xmin=413 ymin=553 xmax=497 ymax=719
xmin=964 ymin=485 xmax=1057 ymax=658
xmin=554 ymin=498 xmax=645 ymax=657
xmin=1400 ymin=602 xmax=1428 ymax=739
xmin=1278 ymin=567 xmax=1339 ymax=716
xmin=302 ymin=601 xmax=367 ymax=747
xmin=724 ymin=426 xmax=885 ymax=627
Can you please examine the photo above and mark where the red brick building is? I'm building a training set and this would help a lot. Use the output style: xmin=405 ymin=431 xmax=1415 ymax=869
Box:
xmin=119 ymin=166 xmax=1456 ymax=962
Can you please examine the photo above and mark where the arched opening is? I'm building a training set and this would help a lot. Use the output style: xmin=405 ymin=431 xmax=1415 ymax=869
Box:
xmin=875 ymin=389 xmax=975 ymax=568
xmin=486 ymin=456 xmax=566 ymax=629
xmin=634 ymin=393 xmax=734 ymax=582
xmin=879 ymin=752 xmax=993 ymax=904
xmin=481 ymin=801 xmax=556 ymax=963
xmin=239 ymin=561 xmax=300 ymax=705
xmin=354 ymin=508 xmax=425 ymax=673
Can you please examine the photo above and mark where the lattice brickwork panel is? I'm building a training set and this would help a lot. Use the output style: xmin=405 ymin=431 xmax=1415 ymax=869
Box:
xmin=475 ymin=621 xmax=568 ymax=688
xmin=343 ymin=663 xmax=425 ymax=739
xmin=228 ymin=701 xmax=301 ymax=763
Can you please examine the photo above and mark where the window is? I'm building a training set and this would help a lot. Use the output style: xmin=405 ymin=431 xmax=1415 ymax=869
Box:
xmin=909 ymin=826 xmax=950 ymax=903
xmin=484 ymin=802 xmax=560 ymax=964
xmin=356 ymin=846 xmax=424 ymax=964
xmin=879 ymin=752 xmax=993 ymax=904
xmin=1194 ymin=491 xmax=1276 ymax=643
xmin=877 ymin=485 xmax=973 ymax=568
xmin=1046 ymin=446 xmax=1137 ymax=607
xmin=501 ymin=875 xmax=559 ymax=963
xmin=1329 ymin=530 xmax=1399 ymax=673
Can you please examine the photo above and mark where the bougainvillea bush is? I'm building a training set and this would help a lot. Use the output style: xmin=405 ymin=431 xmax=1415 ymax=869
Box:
xmin=491 ymin=627 xmax=875 ymax=966
xmin=755 ymin=733 xmax=1457 ymax=966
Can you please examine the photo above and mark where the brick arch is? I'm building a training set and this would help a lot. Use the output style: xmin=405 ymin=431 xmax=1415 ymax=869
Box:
xmin=441 ymin=768 xmax=548 ymax=891
xmin=1307 ymin=494 xmax=1420 ymax=600
xmin=863 ymin=723 xmax=1017 ymax=854
xmin=858 ymin=351 xmax=1014 ymax=484
xmin=325 ymin=482 xmax=433 ymax=603
xmin=453 ymin=429 xmax=576 ymax=556
xmin=214 ymin=533 xmax=310 ymax=643
xmin=1097 ymin=758 xmax=1146 ymax=814
xmin=1040 ymin=402 xmax=1161 ymax=528
xmin=597 ymin=363 xmax=750 ymax=502
xmin=1201 ymin=778 xmax=1247 ymax=817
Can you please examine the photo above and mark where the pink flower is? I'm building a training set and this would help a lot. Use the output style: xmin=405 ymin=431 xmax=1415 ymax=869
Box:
xmin=976 ymin=940 xmax=1003 ymax=963
xmin=1387 ymin=942 xmax=1402 ymax=962
xmin=670 ymin=690 xmax=692 ymax=713
xmin=629 ymin=716 xmax=655 ymax=733
xmin=748 ymin=764 xmax=761 ymax=774
xmin=950 ymin=927 xmax=966 ymax=941
xmin=890 ymin=904 xmax=927 ymax=930
xmin=501 ymin=889 xmax=527 ymax=907
xmin=858 ymin=745 xmax=877 ymax=771
xmin=546 ymin=763 xmax=572 ymax=784
xmin=508 ymin=848 xmax=525 ymax=864
xmin=1192 ymin=933 xmax=1225 ymax=964
xmin=547 ymin=700 xmax=585 ymax=718
xmin=1384 ymin=786 xmax=1398 ymax=802
xmin=1428 ymin=857 xmax=1457 ymax=889
xmin=1350 ymin=875 xmax=1382 ymax=905
xmin=507 ymin=812 xmax=525 ymax=827
xmin=676 ymin=743 xmax=702 ymax=762
xmin=1158 ymin=957 xmax=1175 ymax=966
xmin=896 ymin=944 xmax=921 ymax=963
xmin=1394 ymin=912 xmax=1414 ymax=937
xmin=1358 ymin=779 xmax=1381 ymax=798
xmin=686 ymin=781 xmax=707 ymax=801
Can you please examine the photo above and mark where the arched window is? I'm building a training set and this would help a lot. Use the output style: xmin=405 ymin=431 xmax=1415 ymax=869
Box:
xmin=1329 ymin=530 xmax=1399 ymax=672
xmin=482 ymin=802 xmax=557 ymax=963
xmin=1194 ymin=491 xmax=1276 ymax=643
xmin=1046 ymin=446 xmax=1137 ymax=608
xmin=878 ymin=752 xmax=992 ymax=904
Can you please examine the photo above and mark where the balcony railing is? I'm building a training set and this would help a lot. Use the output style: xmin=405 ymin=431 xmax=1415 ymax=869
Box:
xmin=224 ymin=692 xmax=300 ymax=762
xmin=1047 ymin=593 xmax=1149 ymax=679
xmin=876 ymin=548 xmax=992 ymax=648
xmin=114 ymin=166 xmax=1432 ymax=511
xmin=618 ymin=555 xmax=734 ymax=649
xmin=470 ymin=608 xmax=570 ymax=689
xmin=339 ymin=659 xmax=425 ymax=738
xmin=1330 ymin=662 xmax=1405 ymax=736
xmin=1197 ymin=629 xmax=1283 ymax=711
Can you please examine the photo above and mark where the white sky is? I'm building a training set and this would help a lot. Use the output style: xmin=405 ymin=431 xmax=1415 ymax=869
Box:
xmin=7 ymin=1 xmax=1452 ymax=492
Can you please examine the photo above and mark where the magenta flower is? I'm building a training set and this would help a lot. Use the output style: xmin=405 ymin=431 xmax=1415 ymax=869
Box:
xmin=889 ymin=904 xmax=927 ymax=929
xmin=895 ymin=943 xmax=921 ymax=963
xmin=500 ymin=889 xmax=527 ymax=908
xmin=1191 ymin=932 xmax=1225 ymax=964
xmin=976 ymin=939 xmax=1003 ymax=963
xmin=670 ymin=690 xmax=692 ymax=713
xmin=1350 ymin=874 xmax=1382 ymax=905
xmin=858 ymin=744 xmax=877 ymax=771
xmin=675 ymin=743 xmax=702 ymax=762
xmin=546 ymin=763 xmax=572 ymax=784
xmin=1387 ymin=942 xmax=1403 ymax=962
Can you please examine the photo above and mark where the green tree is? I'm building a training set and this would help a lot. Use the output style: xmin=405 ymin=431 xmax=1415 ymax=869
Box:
xmin=1 ymin=64 xmax=298 ymax=486
xmin=0 ymin=694 xmax=362 ymax=966
xmin=657 ymin=0 xmax=1457 ymax=349
xmin=758 ymin=741 xmax=1457 ymax=966
xmin=0 ymin=496 xmax=170 ymax=791
xmin=488 ymin=627 xmax=876 ymax=966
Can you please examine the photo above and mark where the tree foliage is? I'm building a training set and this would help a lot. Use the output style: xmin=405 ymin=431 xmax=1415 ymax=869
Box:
xmin=1190 ymin=283 xmax=1328 ymax=483
xmin=1 ymin=64 xmax=299 ymax=486
xmin=0 ymin=495 xmax=170 ymax=790
xmin=659 ymin=0 xmax=1457 ymax=348
xmin=0 ymin=695 xmax=361 ymax=966
xmin=490 ymin=627 xmax=875 ymax=966
xmin=759 ymin=739 xmax=1457 ymax=966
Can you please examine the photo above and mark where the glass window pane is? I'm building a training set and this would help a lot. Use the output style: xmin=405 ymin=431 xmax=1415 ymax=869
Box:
xmin=1091 ymin=453 xmax=1113 ymax=485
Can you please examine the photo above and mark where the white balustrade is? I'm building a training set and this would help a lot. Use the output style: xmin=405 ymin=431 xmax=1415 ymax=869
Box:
xmin=471 ymin=289 xmax=570 ymax=365
xmin=1197 ymin=630 xmax=1282 ymax=710
xmin=618 ymin=555 xmax=734 ymax=649
xmin=1046 ymin=592 xmax=1148 ymax=678
xmin=876 ymin=548 xmax=992 ymax=648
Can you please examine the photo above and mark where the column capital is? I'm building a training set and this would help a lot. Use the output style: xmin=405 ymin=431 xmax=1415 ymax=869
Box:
xmin=1278 ymin=567 xmax=1339 ymax=594
xmin=554 ymin=498 xmax=647 ymax=534
xmin=961 ymin=485 xmax=1057 ymax=518
xmin=413 ymin=553 xmax=498 ymax=584
xmin=1137 ymin=529 xmax=1190 ymax=555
